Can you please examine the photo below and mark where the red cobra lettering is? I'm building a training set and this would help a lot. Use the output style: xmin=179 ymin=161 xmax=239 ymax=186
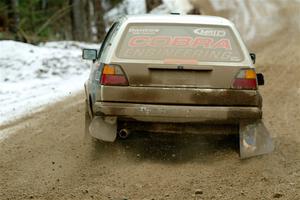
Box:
xmin=213 ymin=39 xmax=232 ymax=49
xmin=171 ymin=36 xmax=192 ymax=46
xmin=149 ymin=36 xmax=171 ymax=47
xmin=192 ymin=37 xmax=214 ymax=48
xmin=128 ymin=36 xmax=150 ymax=47
xmin=128 ymin=36 xmax=232 ymax=49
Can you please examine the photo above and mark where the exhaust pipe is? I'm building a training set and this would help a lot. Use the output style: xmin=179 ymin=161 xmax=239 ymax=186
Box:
xmin=118 ymin=129 xmax=130 ymax=139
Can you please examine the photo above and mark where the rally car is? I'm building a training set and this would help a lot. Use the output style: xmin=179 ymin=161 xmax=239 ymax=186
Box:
xmin=83 ymin=14 xmax=273 ymax=158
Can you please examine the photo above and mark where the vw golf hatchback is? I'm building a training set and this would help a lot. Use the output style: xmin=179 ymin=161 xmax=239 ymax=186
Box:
xmin=83 ymin=15 xmax=273 ymax=158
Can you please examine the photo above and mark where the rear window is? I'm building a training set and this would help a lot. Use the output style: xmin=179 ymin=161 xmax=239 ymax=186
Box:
xmin=117 ymin=23 xmax=244 ymax=63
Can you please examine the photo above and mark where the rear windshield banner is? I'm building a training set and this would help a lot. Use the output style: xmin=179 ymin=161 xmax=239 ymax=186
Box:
xmin=117 ymin=24 xmax=244 ymax=63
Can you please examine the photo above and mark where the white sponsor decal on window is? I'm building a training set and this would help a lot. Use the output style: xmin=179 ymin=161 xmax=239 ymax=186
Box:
xmin=194 ymin=28 xmax=226 ymax=37
xmin=129 ymin=28 xmax=160 ymax=35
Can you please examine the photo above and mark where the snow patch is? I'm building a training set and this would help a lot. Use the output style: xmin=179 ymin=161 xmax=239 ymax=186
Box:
xmin=0 ymin=40 xmax=98 ymax=125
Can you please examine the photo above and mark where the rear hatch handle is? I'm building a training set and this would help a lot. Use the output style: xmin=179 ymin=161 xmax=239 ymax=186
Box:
xmin=148 ymin=66 xmax=213 ymax=72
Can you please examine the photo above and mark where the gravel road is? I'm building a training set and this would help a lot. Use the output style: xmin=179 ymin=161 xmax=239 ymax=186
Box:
xmin=1 ymin=23 xmax=300 ymax=200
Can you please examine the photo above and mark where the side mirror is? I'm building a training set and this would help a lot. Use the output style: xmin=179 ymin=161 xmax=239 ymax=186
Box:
xmin=82 ymin=49 xmax=97 ymax=60
xmin=250 ymin=53 xmax=256 ymax=64
xmin=257 ymin=73 xmax=264 ymax=85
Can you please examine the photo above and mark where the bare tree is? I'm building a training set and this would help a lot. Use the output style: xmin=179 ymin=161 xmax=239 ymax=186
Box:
xmin=6 ymin=0 xmax=19 ymax=34
xmin=70 ymin=0 xmax=105 ymax=42
xmin=41 ymin=0 xmax=48 ymax=10
xmin=70 ymin=0 xmax=88 ymax=41
xmin=94 ymin=0 xmax=105 ymax=41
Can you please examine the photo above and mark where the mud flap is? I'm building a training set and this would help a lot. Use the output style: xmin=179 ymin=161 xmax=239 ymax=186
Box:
xmin=239 ymin=120 xmax=274 ymax=159
xmin=89 ymin=116 xmax=117 ymax=142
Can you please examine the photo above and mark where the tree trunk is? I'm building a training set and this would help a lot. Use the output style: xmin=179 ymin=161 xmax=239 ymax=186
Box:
xmin=6 ymin=0 xmax=19 ymax=34
xmin=70 ymin=0 xmax=88 ymax=41
xmin=94 ymin=0 xmax=105 ymax=41
xmin=41 ymin=0 xmax=48 ymax=10
xmin=70 ymin=0 xmax=108 ymax=42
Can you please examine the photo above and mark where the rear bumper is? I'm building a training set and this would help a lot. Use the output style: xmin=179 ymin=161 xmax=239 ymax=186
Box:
xmin=97 ymin=86 xmax=262 ymax=107
xmin=93 ymin=102 xmax=262 ymax=123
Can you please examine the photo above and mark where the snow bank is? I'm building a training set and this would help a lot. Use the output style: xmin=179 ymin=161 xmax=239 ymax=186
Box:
xmin=0 ymin=41 xmax=99 ymax=125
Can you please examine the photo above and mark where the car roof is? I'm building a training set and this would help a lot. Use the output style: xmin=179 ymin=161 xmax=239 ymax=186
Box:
xmin=122 ymin=14 xmax=234 ymax=27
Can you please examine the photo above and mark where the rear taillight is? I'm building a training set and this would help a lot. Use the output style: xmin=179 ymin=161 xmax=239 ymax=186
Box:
xmin=100 ymin=64 xmax=128 ymax=86
xmin=232 ymin=69 xmax=257 ymax=90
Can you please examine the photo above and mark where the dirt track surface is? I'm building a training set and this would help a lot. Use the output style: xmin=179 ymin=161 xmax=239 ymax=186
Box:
xmin=1 ymin=18 xmax=300 ymax=200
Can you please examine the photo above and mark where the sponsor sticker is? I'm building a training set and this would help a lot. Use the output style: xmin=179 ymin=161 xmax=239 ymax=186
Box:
xmin=129 ymin=28 xmax=160 ymax=35
xmin=194 ymin=28 xmax=226 ymax=37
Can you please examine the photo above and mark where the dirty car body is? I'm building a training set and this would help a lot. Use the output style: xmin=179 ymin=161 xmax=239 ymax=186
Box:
xmin=83 ymin=15 xmax=273 ymax=158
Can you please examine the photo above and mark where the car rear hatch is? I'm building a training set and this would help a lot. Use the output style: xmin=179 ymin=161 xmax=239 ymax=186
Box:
xmin=112 ymin=62 xmax=240 ymax=88
xmin=98 ymin=62 xmax=261 ymax=106
xmin=98 ymin=23 xmax=260 ymax=106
